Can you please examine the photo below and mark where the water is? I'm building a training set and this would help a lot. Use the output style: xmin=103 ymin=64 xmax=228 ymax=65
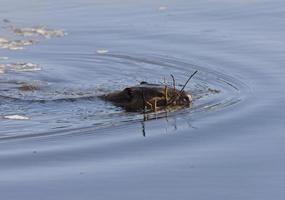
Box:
xmin=0 ymin=0 xmax=285 ymax=199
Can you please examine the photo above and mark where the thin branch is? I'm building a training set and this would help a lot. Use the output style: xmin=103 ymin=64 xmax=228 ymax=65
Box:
xmin=167 ymin=70 xmax=198 ymax=106
xmin=170 ymin=74 xmax=176 ymax=90
xmin=141 ymin=87 xmax=146 ymax=113
xmin=179 ymin=70 xmax=198 ymax=95
xmin=163 ymin=76 xmax=168 ymax=105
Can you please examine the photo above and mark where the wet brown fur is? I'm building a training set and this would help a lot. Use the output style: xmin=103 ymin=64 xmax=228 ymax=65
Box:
xmin=18 ymin=84 xmax=39 ymax=91
xmin=100 ymin=82 xmax=192 ymax=112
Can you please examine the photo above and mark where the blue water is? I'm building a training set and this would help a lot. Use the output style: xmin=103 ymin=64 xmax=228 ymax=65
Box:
xmin=0 ymin=0 xmax=285 ymax=199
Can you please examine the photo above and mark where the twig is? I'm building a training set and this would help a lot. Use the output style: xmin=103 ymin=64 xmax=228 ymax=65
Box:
xmin=170 ymin=74 xmax=176 ymax=90
xmin=141 ymin=87 xmax=146 ymax=113
xmin=167 ymin=70 xmax=198 ymax=106
xmin=163 ymin=76 xmax=168 ymax=105
xmin=164 ymin=85 xmax=168 ymax=105
xmin=179 ymin=70 xmax=198 ymax=95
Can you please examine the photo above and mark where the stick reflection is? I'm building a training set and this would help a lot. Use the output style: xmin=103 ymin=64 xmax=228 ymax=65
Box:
xmin=140 ymin=109 xmax=195 ymax=137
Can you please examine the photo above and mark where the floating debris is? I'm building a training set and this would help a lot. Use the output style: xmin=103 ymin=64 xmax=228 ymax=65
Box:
xmin=96 ymin=49 xmax=109 ymax=54
xmin=6 ymin=62 xmax=41 ymax=72
xmin=0 ymin=37 xmax=9 ymax=43
xmin=0 ymin=56 xmax=8 ymax=60
xmin=0 ymin=79 xmax=47 ymax=95
xmin=0 ymin=62 xmax=40 ymax=74
xmin=1 ymin=22 xmax=66 ymax=50
xmin=0 ymin=64 xmax=5 ymax=74
xmin=3 ymin=115 xmax=30 ymax=120
xmin=11 ymin=26 xmax=66 ymax=38
xmin=158 ymin=6 xmax=167 ymax=11
xmin=3 ymin=19 xmax=11 ymax=23
xmin=208 ymin=88 xmax=220 ymax=94
xmin=18 ymin=83 xmax=40 ymax=91
xmin=0 ymin=37 xmax=36 ymax=50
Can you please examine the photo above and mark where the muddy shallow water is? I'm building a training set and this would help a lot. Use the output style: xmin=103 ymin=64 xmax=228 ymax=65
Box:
xmin=1 ymin=0 xmax=285 ymax=199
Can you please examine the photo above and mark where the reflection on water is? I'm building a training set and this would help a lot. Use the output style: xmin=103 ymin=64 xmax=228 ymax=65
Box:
xmin=141 ymin=110 xmax=195 ymax=137
xmin=0 ymin=3 xmax=246 ymax=138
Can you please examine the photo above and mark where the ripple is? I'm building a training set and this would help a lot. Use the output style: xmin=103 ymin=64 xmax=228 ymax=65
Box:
xmin=0 ymin=52 xmax=248 ymax=139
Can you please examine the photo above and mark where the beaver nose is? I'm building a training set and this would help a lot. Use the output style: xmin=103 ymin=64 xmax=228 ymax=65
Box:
xmin=187 ymin=94 xmax=192 ymax=102
xmin=181 ymin=94 xmax=192 ymax=103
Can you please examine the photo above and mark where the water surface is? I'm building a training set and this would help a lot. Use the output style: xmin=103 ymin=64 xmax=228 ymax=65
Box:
xmin=1 ymin=0 xmax=285 ymax=199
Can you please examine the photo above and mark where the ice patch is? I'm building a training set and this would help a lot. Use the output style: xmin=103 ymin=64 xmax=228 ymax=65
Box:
xmin=0 ymin=56 xmax=8 ymax=60
xmin=0 ymin=37 xmax=36 ymax=50
xmin=12 ymin=26 xmax=66 ymax=39
xmin=3 ymin=115 xmax=30 ymax=120
xmin=0 ymin=62 xmax=40 ymax=74
xmin=0 ymin=23 xmax=66 ymax=50
xmin=0 ymin=38 xmax=8 ymax=43
xmin=0 ymin=64 xmax=5 ymax=74
xmin=6 ymin=62 xmax=41 ymax=72
xmin=158 ymin=6 xmax=167 ymax=11
xmin=96 ymin=49 xmax=109 ymax=54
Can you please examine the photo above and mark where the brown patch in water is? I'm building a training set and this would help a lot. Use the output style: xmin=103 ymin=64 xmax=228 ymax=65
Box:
xmin=18 ymin=84 xmax=40 ymax=91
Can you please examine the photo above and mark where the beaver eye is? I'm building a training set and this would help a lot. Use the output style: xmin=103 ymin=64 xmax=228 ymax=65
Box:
xmin=124 ymin=88 xmax=133 ymax=99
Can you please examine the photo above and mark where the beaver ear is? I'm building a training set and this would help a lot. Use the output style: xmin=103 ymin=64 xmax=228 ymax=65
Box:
xmin=140 ymin=81 xmax=148 ymax=85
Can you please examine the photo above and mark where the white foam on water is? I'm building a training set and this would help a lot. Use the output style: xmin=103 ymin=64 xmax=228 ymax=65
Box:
xmin=0 ymin=56 xmax=8 ymax=60
xmin=0 ymin=23 xmax=66 ymax=51
xmin=96 ymin=49 xmax=109 ymax=54
xmin=12 ymin=26 xmax=66 ymax=39
xmin=0 ymin=64 xmax=5 ymax=74
xmin=158 ymin=6 xmax=167 ymax=11
xmin=6 ymin=62 xmax=41 ymax=72
xmin=0 ymin=38 xmax=9 ymax=43
xmin=0 ymin=37 xmax=36 ymax=50
xmin=3 ymin=115 xmax=30 ymax=120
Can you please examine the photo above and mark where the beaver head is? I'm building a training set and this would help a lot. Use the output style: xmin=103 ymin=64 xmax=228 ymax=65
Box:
xmin=100 ymin=82 xmax=192 ymax=112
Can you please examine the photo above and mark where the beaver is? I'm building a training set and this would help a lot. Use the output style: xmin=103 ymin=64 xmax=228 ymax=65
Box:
xmin=100 ymin=81 xmax=192 ymax=112
xmin=12 ymin=70 xmax=197 ymax=112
